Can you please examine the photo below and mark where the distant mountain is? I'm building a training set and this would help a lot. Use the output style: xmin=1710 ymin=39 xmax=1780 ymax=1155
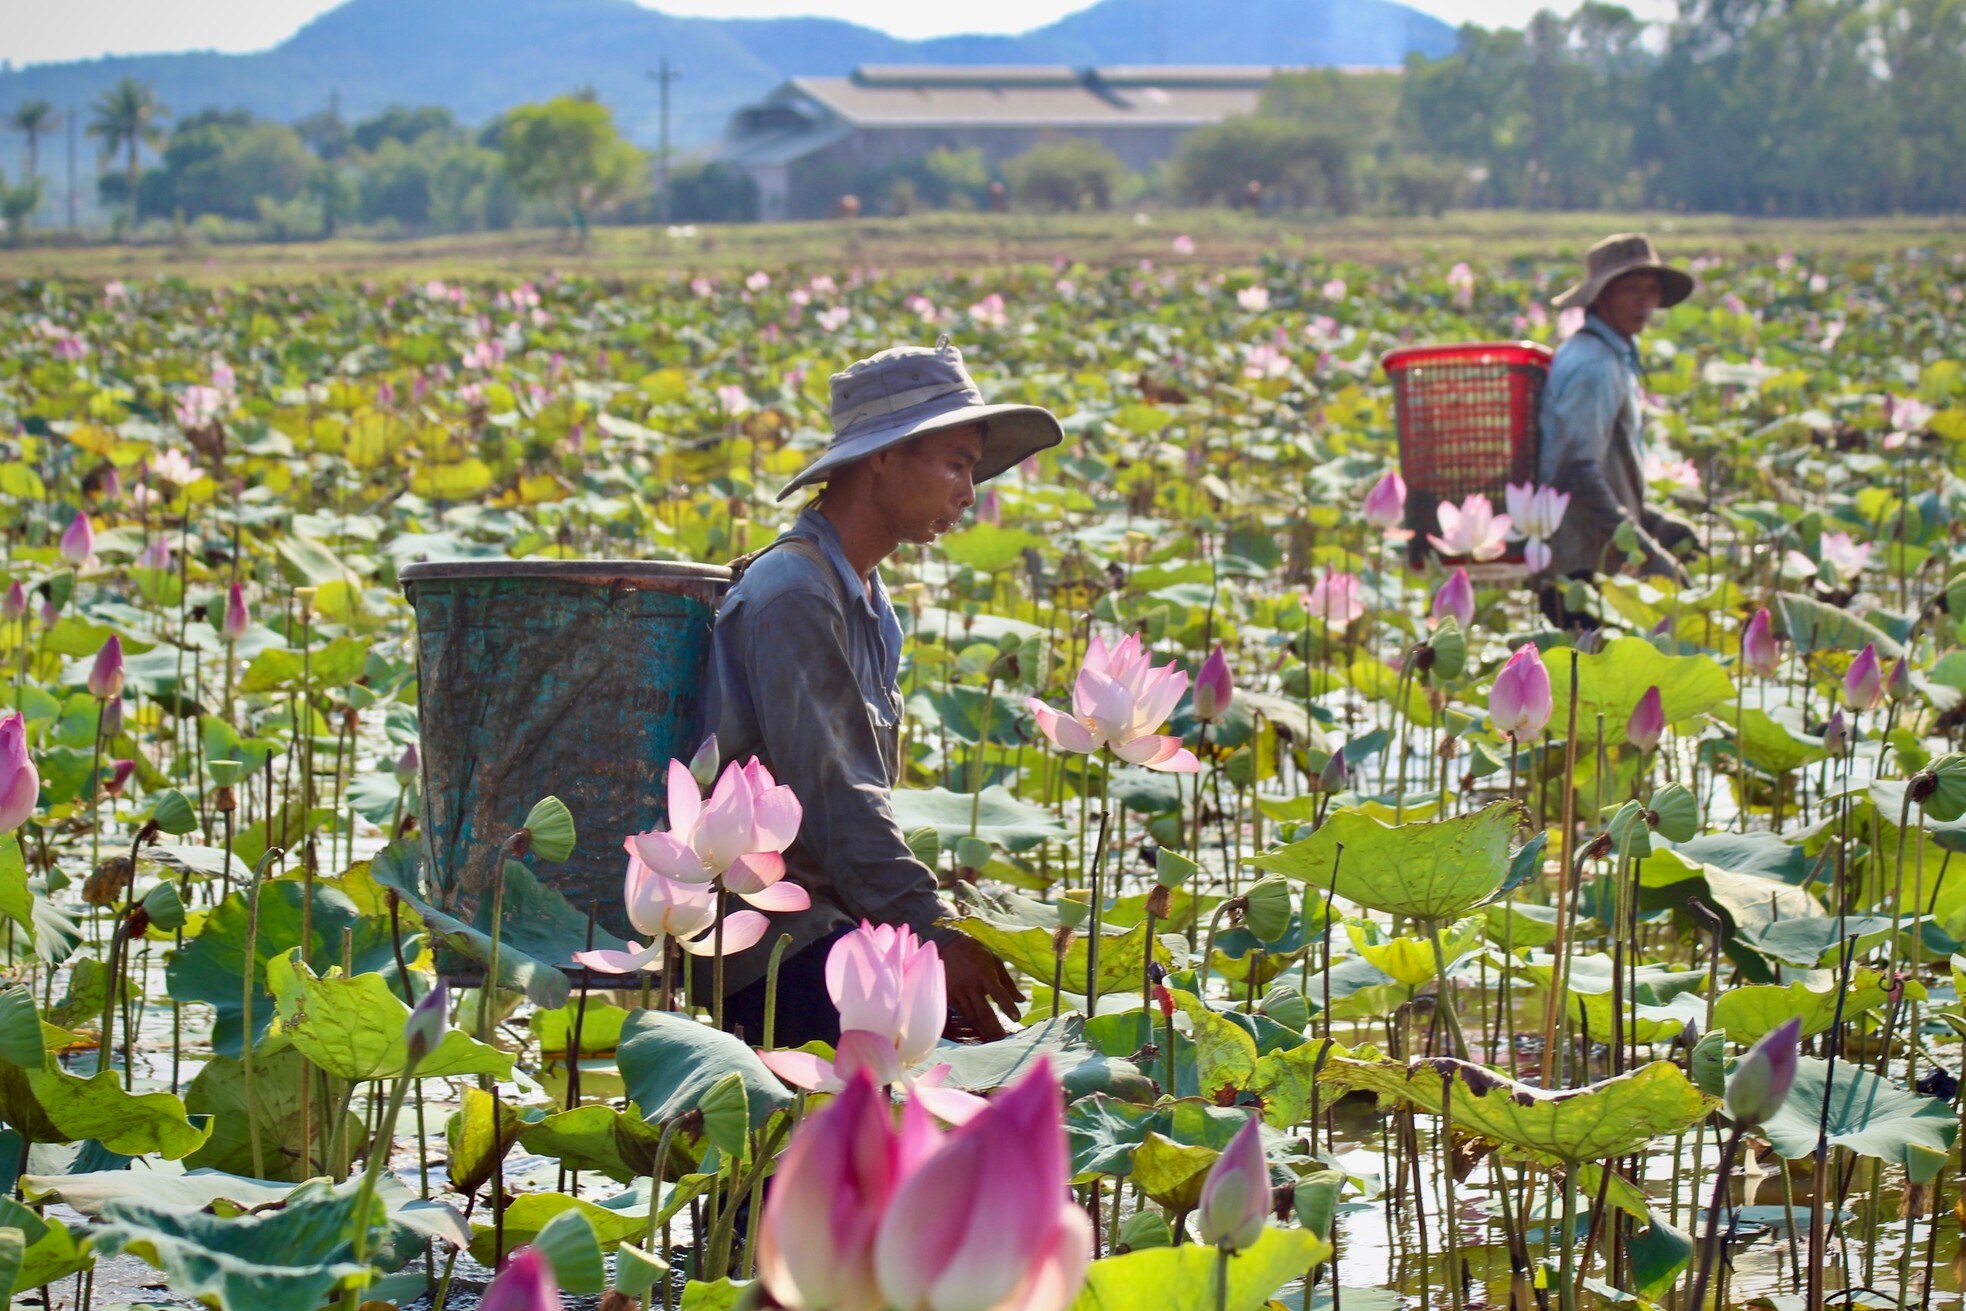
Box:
xmin=0 ymin=0 xmax=1456 ymax=159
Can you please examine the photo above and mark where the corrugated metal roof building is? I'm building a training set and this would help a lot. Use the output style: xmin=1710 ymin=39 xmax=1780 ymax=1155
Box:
xmin=713 ymin=65 xmax=1299 ymax=219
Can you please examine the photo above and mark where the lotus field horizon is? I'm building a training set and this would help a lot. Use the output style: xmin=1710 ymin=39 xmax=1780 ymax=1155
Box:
xmin=0 ymin=241 xmax=1963 ymax=1310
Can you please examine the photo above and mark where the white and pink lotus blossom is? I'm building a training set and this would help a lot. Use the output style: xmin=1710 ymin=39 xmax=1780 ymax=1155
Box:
xmin=572 ymin=843 xmax=772 ymax=972
xmin=1235 ymin=285 xmax=1270 ymax=312
xmin=1303 ymin=569 xmax=1364 ymax=631
xmin=1362 ymin=470 xmax=1407 ymax=535
xmin=1504 ymin=482 xmax=1571 ymax=542
xmin=1026 ymin=634 xmax=1200 ymax=773
xmin=1819 ymin=531 xmax=1872 ymax=579
xmin=175 ymin=385 xmax=226 ymax=428
xmin=1428 ymin=493 xmax=1512 ymax=562
xmin=629 ymin=758 xmax=808 ymax=909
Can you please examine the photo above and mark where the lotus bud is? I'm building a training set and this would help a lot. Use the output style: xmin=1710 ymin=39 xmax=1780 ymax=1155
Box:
xmin=0 ymin=713 xmax=40 ymax=833
xmin=88 ymin=635 xmax=124 ymax=700
xmin=1 ymin=584 xmax=23 ymax=624
xmin=220 ymin=582 xmax=249 ymax=643
xmin=37 ymin=598 xmax=58 ymax=628
xmin=1724 ymin=1016 xmax=1802 ymax=1127
xmin=1886 ymin=656 xmax=1912 ymax=704
xmin=479 ymin=1244 xmax=562 ymax=1311
xmin=100 ymin=694 xmax=123 ymax=738
xmin=404 ymin=979 xmax=449 ymax=1067
xmin=1489 ymin=643 xmax=1554 ymax=741
xmin=1741 ymin=607 xmax=1780 ymax=678
xmin=1192 ymin=645 xmax=1233 ymax=723
xmin=1844 ymin=643 xmax=1883 ymax=712
xmin=1318 ymin=747 xmax=1349 ymax=794
xmin=104 ymin=759 xmax=135 ymax=797
xmin=1431 ymin=567 xmax=1475 ymax=630
xmin=59 ymin=513 xmax=94 ymax=568
xmin=1362 ymin=470 xmax=1406 ymax=532
xmin=1822 ymin=709 xmax=1847 ymax=755
xmin=393 ymin=742 xmax=420 ymax=788
xmin=136 ymin=538 xmax=172 ymax=572
xmin=1196 ymin=1114 xmax=1271 ymax=1252
xmin=1627 ymin=685 xmax=1665 ymax=753
xmin=688 ymin=734 xmax=721 ymax=791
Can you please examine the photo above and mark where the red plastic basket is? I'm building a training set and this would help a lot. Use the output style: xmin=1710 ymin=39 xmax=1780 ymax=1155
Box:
xmin=1380 ymin=341 xmax=1552 ymax=565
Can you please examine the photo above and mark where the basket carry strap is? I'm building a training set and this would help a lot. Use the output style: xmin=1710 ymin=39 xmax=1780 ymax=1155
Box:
xmin=722 ymin=534 xmax=842 ymax=605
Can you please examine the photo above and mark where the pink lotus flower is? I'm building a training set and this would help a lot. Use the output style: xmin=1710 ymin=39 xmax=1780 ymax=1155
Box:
xmin=1524 ymin=538 xmax=1552 ymax=574
xmin=0 ymin=584 xmax=23 ymax=624
xmin=629 ymin=759 xmax=808 ymax=911
xmin=0 ymin=713 xmax=40 ymax=832
xmin=59 ymin=513 xmax=94 ymax=568
xmin=1192 ymin=645 xmax=1233 ymax=723
xmin=1171 ymin=234 xmax=1195 ymax=256
xmin=1627 ymin=685 xmax=1665 ymax=752
xmin=760 ymin=924 xmax=978 ymax=1115
xmin=479 ymin=1246 xmax=562 ymax=1311
xmin=1235 ymin=285 xmax=1270 ymax=312
xmin=1432 ymin=567 xmax=1475 ymax=629
xmin=1196 ymin=1114 xmax=1270 ymax=1253
xmin=1241 ymin=343 xmax=1289 ymax=380
xmin=88 ymin=636 xmax=124 ymax=701
xmin=759 ymin=1069 xmax=938 ymax=1311
xmin=716 ymin=384 xmax=752 ymax=417
xmin=1643 ymin=449 xmax=1702 ymax=491
xmin=135 ymin=538 xmax=172 ymax=572
xmin=220 ymin=582 xmax=250 ymax=643
xmin=1489 ymin=643 xmax=1553 ymax=741
xmin=873 ymin=1063 xmax=1092 ymax=1311
xmin=1843 ymin=642 xmax=1883 ymax=712
xmin=1742 ymin=607 xmax=1780 ymax=678
xmin=1819 ymin=531 xmax=1871 ymax=578
xmin=1428 ymin=494 xmax=1511 ymax=562
xmin=1303 ymin=569 xmax=1364 ymax=631
xmin=572 ymin=843 xmax=774 ymax=974
xmin=1362 ymin=471 xmax=1407 ymax=534
xmin=1504 ymin=482 xmax=1571 ymax=541
xmin=175 ymin=385 xmax=226 ymax=428
xmin=1026 ymin=634 xmax=1200 ymax=773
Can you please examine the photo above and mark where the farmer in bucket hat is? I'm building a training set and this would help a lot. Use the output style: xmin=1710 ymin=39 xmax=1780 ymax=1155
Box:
xmin=697 ymin=338 xmax=1063 ymax=1045
xmin=1538 ymin=232 xmax=1701 ymax=627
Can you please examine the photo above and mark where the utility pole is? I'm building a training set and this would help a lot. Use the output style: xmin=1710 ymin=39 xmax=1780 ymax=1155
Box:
xmin=65 ymin=106 xmax=77 ymax=232
xmin=648 ymin=59 xmax=682 ymax=221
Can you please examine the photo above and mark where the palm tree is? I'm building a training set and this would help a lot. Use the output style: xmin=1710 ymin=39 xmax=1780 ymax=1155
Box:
xmin=7 ymin=100 xmax=57 ymax=184
xmin=86 ymin=77 xmax=167 ymax=233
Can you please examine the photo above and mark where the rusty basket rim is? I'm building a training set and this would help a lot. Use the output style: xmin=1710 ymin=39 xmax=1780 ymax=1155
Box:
xmin=400 ymin=558 xmax=732 ymax=587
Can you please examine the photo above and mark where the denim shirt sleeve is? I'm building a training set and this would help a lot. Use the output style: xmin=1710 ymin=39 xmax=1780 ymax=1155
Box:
xmin=737 ymin=585 xmax=948 ymax=940
xmin=1539 ymin=342 xmax=1631 ymax=532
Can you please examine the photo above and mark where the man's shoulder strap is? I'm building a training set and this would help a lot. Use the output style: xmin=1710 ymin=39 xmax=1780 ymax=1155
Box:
xmin=723 ymin=534 xmax=843 ymax=603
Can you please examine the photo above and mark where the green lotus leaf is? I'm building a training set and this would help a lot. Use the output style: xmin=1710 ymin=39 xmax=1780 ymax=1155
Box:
xmin=522 ymin=794 xmax=577 ymax=863
xmin=922 ymin=1016 xmax=1155 ymax=1103
xmin=149 ymin=789 xmax=200 ymax=836
xmin=530 ymin=999 xmax=630 ymax=1061
xmin=0 ymin=988 xmax=44 ymax=1070
xmin=265 ymin=953 xmax=510 ymax=1082
xmin=467 ymin=1189 xmax=646 ymax=1266
xmin=889 ymin=785 xmax=1068 ymax=851
xmin=1736 ymin=915 xmax=1902 ymax=969
xmin=1774 ymin=591 xmax=1903 ymax=658
xmin=695 ymin=1071 xmax=751 ymax=1161
xmin=1761 ymin=1056 xmax=1957 ymax=1164
xmin=616 ymin=1010 xmax=791 ymax=1131
xmin=1128 ymin=1131 xmax=1218 ymax=1212
xmin=1250 ymin=800 xmax=1520 ymax=921
xmin=1544 ymin=637 xmax=1735 ymax=747
xmin=1916 ymin=753 xmax=1966 ymax=823
xmin=953 ymin=901 xmax=1165 ymax=998
xmin=23 ymin=1062 xmax=209 ymax=1158
xmin=1711 ymin=970 xmax=1915 ymax=1043
xmin=92 ymin=1177 xmax=375 ymax=1311
xmin=613 ymin=1242 xmax=669 ymax=1297
xmin=1711 ymin=703 xmax=1829 ymax=775
xmin=184 ymin=1049 xmax=361 ymax=1182
xmin=1650 ymin=783 xmax=1699 ymax=842
xmin=1069 ymin=1225 xmax=1331 ymax=1311
xmin=1345 ymin=914 xmax=1484 ymax=986
xmin=166 ymin=878 xmax=409 ymax=1057
xmin=517 ymin=1103 xmax=672 ymax=1185
xmin=1240 ymin=875 xmax=1294 ymax=942
xmin=1320 ymin=1057 xmax=1713 ymax=1161
xmin=445 ymin=1086 xmax=523 ymax=1199
xmin=0 ymin=836 xmax=35 ymax=948
xmin=531 ymin=1207 xmax=606 ymax=1295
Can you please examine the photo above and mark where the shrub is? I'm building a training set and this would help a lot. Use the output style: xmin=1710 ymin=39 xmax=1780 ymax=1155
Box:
xmin=1002 ymin=139 xmax=1130 ymax=213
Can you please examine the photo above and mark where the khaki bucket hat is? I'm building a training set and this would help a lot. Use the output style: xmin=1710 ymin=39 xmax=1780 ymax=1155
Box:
xmin=776 ymin=337 xmax=1064 ymax=502
xmin=1552 ymin=232 xmax=1696 ymax=311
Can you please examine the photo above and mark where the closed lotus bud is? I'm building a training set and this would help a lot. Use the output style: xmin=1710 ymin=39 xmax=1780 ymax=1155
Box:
xmin=1844 ymin=643 xmax=1883 ymax=712
xmin=1886 ymin=656 xmax=1912 ymax=704
xmin=59 ymin=513 xmax=94 ymax=568
xmin=404 ymin=979 xmax=449 ymax=1066
xmin=1362 ymin=470 xmax=1407 ymax=533
xmin=1 ymin=583 xmax=24 ymax=623
xmin=393 ymin=742 xmax=420 ymax=788
xmin=688 ymin=734 xmax=721 ymax=791
xmin=220 ymin=582 xmax=249 ymax=643
xmin=1741 ymin=607 xmax=1780 ymax=678
xmin=1725 ymin=1017 xmax=1802 ymax=1126
xmin=1432 ymin=567 xmax=1475 ymax=630
xmin=88 ymin=636 xmax=124 ymax=700
xmin=1489 ymin=643 xmax=1554 ymax=741
xmin=1192 ymin=645 xmax=1233 ymax=723
xmin=0 ymin=713 xmax=39 ymax=833
xmin=100 ymin=695 xmax=123 ymax=738
xmin=1823 ymin=710 xmax=1848 ymax=755
xmin=1627 ymin=685 xmax=1665 ymax=752
xmin=1319 ymin=748 xmax=1349 ymax=794
xmin=37 ymin=598 xmax=58 ymax=628
xmin=1196 ymin=1114 xmax=1271 ymax=1252
xmin=104 ymin=759 xmax=135 ymax=796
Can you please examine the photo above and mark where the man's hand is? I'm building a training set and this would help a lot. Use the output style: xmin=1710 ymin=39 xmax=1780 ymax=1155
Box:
xmin=940 ymin=934 xmax=1024 ymax=1042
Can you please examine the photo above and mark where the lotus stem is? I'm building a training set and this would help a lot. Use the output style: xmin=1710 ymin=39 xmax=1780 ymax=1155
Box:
xmin=761 ymin=932 xmax=792 ymax=1050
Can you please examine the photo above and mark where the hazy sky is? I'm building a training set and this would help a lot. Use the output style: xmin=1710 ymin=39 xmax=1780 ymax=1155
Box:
xmin=3 ymin=0 xmax=1677 ymax=66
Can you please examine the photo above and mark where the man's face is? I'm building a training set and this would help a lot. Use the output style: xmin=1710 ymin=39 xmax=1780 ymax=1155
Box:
xmin=870 ymin=423 xmax=983 ymax=544
xmin=1595 ymin=270 xmax=1663 ymax=337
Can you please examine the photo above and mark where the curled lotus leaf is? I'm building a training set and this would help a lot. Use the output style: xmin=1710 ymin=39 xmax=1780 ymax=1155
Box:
xmin=1318 ymin=1056 xmax=1714 ymax=1161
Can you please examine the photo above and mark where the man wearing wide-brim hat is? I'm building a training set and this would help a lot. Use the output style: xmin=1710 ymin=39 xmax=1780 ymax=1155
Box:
xmin=1537 ymin=233 xmax=1700 ymax=623
xmin=697 ymin=338 xmax=1062 ymax=1045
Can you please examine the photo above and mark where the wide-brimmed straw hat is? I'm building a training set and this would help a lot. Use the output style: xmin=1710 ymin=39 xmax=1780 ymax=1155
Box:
xmin=776 ymin=337 xmax=1063 ymax=502
xmin=1552 ymin=232 xmax=1695 ymax=311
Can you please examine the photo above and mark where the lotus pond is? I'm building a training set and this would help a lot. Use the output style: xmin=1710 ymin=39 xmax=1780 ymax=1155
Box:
xmin=1 ymin=244 xmax=1965 ymax=1311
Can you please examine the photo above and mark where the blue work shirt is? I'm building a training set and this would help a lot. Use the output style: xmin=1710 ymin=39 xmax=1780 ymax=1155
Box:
xmin=1536 ymin=312 xmax=1671 ymax=578
xmin=696 ymin=507 xmax=946 ymax=992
